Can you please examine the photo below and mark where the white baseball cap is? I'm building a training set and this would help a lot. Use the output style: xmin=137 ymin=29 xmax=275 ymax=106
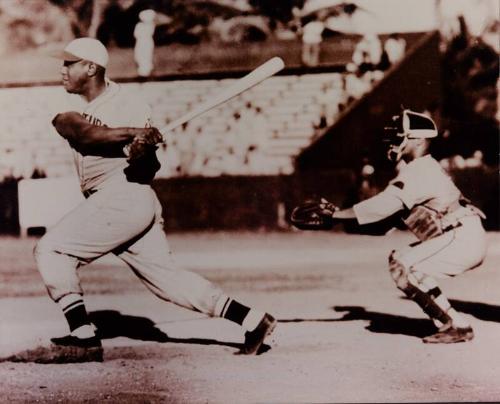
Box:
xmin=52 ymin=37 xmax=109 ymax=68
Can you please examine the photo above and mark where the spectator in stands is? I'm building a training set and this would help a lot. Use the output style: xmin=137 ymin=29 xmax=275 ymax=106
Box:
xmin=228 ymin=111 xmax=251 ymax=158
xmin=315 ymin=82 xmax=343 ymax=128
xmin=384 ymin=33 xmax=406 ymax=65
xmin=155 ymin=142 xmax=181 ymax=178
xmin=202 ymin=155 xmax=224 ymax=177
xmin=221 ymin=146 xmax=243 ymax=176
xmin=344 ymin=72 xmax=371 ymax=101
xmin=175 ymin=125 xmax=196 ymax=176
xmin=134 ymin=9 xmax=156 ymax=77
xmin=440 ymin=150 xmax=486 ymax=172
xmin=190 ymin=126 xmax=219 ymax=176
xmin=351 ymin=33 xmax=383 ymax=74
xmin=464 ymin=150 xmax=485 ymax=168
xmin=244 ymin=144 xmax=270 ymax=175
xmin=301 ymin=10 xmax=328 ymax=67
xmin=314 ymin=104 xmax=328 ymax=131
xmin=252 ymin=106 xmax=270 ymax=150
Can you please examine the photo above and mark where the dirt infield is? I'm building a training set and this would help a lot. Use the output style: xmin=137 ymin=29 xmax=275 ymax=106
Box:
xmin=1 ymin=231 xmax=500 ymax=403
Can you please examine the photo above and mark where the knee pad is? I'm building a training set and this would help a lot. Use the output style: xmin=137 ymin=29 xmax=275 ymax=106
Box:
xmin=388 ymin=250 xmax=410 ymax=290
xmin=389 ymin=252 xmax=451 ymax=323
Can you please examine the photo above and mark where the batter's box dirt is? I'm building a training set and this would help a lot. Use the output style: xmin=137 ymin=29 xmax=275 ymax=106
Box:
xmin=1 ymin=344 xmax=103 ymax=364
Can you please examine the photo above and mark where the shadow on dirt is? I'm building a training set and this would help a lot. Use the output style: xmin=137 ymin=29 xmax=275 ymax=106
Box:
xmin=279 ymin=299 xmax=500 ymax=339
xmin=0 ymin=310 xmax=274 ymax=363
xmin=90 ymin=310 xmax=271 ymax=354
xmin=278 ymin=306 xmax=435 ymax=338
xmin=90 ymin=310 xmax=242 ymax=349
xmin=449 ymin=299 xmax=500 ymax=323
xmin=332 ymin=306 xmax=436 ymax=338
xmin=90 ymin=310 xmax=170 ymax=342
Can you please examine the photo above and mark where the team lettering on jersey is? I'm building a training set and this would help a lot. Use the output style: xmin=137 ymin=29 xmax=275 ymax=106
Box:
xmin=82 ymin=113 xmax=105 ymax=127
xmin=81 ymin=113 xmax=150 ymax=129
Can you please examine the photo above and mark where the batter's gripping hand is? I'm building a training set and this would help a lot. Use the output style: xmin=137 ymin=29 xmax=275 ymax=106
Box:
xmin=125 ymin=127 xmax=164 ymax=161
xmin=290 ymin=198 xmax=339 ymax=230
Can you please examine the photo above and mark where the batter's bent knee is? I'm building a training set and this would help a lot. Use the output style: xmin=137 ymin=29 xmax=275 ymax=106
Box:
xmin=34 ymin=234 xmax=82 ymax=301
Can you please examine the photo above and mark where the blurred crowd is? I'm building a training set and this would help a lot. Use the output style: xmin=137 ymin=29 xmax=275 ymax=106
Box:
xmin=0 ymin=1 xmax=497 ymax=185
xmin=0 ymin=71 xmax=382 ymax=182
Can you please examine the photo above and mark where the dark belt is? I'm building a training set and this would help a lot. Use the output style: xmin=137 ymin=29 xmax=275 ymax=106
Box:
xmin=442 ymin=221 xmax=462 ymax=233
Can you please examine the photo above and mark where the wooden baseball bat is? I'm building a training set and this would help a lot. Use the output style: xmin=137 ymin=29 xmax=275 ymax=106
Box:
xmin=159 ymin=57 xmax=285 ymax=141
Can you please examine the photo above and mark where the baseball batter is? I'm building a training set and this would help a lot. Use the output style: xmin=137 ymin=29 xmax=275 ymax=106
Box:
xmin=291 ymin=109 xmax=487 ymax=343
xmin=35 ymin=38 xmax=276 ymax=362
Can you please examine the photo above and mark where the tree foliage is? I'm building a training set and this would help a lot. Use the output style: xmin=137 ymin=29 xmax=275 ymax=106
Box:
xmin=440 ymin=16 xmax=498 ymax=164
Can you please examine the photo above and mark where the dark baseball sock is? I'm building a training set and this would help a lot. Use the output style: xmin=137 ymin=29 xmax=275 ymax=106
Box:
xmin=219 ymin=298 xmax=265 ymax=331
xmin=404 ymin=284 xmax=451 ymax=325
xmin=58 ymin=294 xmax=91 ymax=333
xmin=223 ymin=299 xmax=251 ymax=326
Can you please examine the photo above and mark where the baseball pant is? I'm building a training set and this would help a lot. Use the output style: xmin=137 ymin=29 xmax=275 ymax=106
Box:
xmin=393 ymin=215 xmax=486 ymax=279
xmin=34 ymin=182 xmax=224 ymax=315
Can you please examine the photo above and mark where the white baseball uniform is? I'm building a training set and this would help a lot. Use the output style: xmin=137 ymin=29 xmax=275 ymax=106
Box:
xmin=35 ymin=80 xmax=225 ymax=315
xmin=353 ymin=154 xmax=487 ymax=278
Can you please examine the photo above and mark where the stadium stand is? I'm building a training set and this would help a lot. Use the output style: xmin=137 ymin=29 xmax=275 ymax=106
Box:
xmin=2 ymin=31 xmax=496 ymax=233
xmin=0 ymin=70 xmax=384 ymax=179
xmin=1 ymin=32 xmax=434 ymax=184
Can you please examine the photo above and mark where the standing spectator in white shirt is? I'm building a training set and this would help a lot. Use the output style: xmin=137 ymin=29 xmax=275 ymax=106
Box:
xmin=134 ymin=9 xmax=156 ymax=77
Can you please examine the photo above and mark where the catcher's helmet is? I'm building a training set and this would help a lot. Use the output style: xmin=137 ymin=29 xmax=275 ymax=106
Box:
xmin=384 ymin=109 xmax=437 ymax=161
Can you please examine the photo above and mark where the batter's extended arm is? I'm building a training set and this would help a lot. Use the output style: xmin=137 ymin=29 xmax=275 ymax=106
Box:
xmin=52 ymin=112 xmax=160 ymax=157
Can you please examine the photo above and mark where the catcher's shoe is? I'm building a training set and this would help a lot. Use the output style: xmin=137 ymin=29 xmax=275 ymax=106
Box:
xmin=240 ymin=313 xmax=277 ymax=355
xmin=49 ymin=335 xmax=104 ymax=362
xmin=422 ymin=323 xmax=474 ymax=344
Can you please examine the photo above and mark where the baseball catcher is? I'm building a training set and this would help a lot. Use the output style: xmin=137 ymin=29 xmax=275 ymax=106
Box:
xmin=291 ymin=109 xmax=487 ymax=344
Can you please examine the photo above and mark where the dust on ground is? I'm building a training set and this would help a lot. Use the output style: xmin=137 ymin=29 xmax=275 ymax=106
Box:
xmin=1 ymin=231 xmax=500 ymax=403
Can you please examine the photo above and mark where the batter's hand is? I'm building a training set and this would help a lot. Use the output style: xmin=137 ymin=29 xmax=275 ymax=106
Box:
xmin=139 ymin=127 xmax=164 ymax=145
xmin=124 ymin=127 xmax=163 ymax=161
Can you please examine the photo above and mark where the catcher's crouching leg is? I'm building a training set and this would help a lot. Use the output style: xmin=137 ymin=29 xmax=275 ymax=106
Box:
xmin=388 ymin=250 xmax=451 ymax=326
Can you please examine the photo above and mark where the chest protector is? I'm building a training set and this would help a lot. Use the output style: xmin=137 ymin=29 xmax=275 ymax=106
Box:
xmin=403 ymin=205 xmax=443 ymax=241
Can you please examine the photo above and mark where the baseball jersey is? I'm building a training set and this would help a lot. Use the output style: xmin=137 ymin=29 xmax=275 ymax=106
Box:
xmin=65 ymin=80 xmax=152 ymax=192
xmin=353 ymin=155 xmax=463 ymax=225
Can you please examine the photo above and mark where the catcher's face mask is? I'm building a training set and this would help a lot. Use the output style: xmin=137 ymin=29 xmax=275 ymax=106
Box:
xmin=383 ymin=109 xmax=438 ymax=162
xmin=384 ymin=114 xmax=407 ymax=162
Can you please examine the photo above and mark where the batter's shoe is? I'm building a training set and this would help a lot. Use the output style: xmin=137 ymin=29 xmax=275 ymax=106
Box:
xmin=422 ymin=323 xmax=474 ymax=344
xmin=240 ymin=313 xmax=277 ymax=355
xmin=49 ymin=335 xmax=104 ymax=362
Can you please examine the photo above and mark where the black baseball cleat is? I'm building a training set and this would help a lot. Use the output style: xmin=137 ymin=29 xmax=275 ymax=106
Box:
xmin=240 ymin=313 xmax=277 ymax=355
xmin=50 ymin=335 xmax=104 ymax=362
xmin=422 ymin=323 xmax=474 ymax=344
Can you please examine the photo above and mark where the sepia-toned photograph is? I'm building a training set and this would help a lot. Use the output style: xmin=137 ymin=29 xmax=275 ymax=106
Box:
xmin=0 ymin=0 xmax=498 ymax=402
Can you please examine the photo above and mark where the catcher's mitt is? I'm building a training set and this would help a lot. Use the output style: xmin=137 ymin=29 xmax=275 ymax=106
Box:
xmin=125 ymin=127 xmax=163 ymax=161
xmin=290 ymin=198 xmax=338 ymax=230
